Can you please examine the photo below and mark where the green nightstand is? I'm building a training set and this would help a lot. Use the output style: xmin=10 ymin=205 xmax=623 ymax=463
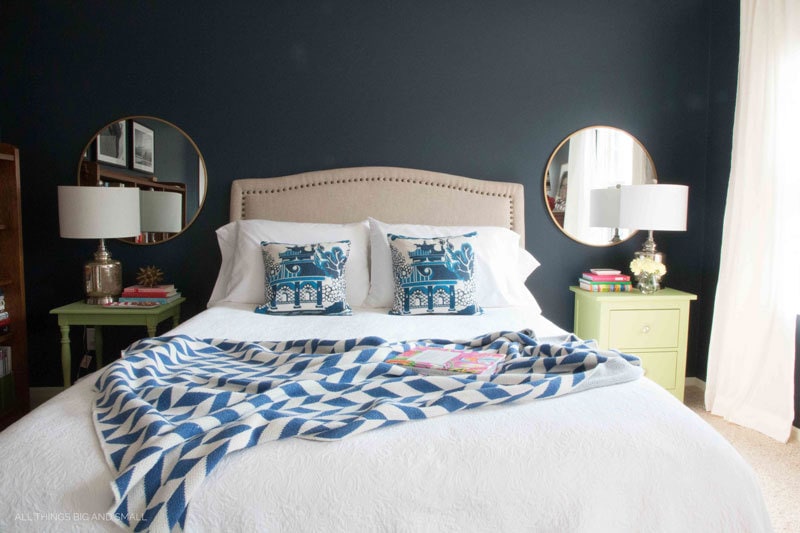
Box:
xmin=570 ymin=287 xmax=697 ymax=401
xmin=50 ymin=297 xmax=186 ymax=386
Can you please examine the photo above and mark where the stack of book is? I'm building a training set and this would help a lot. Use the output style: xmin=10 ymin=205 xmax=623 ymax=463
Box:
xmin=0 ymin=289 xmax=8 ymax=334
xmin=119 ymin=284 xmax=181 ymax=305
xmin=578 ymin=269 xmax=633 ymax=292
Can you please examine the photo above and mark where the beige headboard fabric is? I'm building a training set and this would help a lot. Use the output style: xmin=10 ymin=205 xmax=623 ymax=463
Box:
xmin=230 ymin=166 xmax=525 ymax=241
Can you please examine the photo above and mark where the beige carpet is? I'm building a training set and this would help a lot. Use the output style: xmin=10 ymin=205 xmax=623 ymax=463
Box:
xmin=684 ymin=386 xmax=800 ymax=532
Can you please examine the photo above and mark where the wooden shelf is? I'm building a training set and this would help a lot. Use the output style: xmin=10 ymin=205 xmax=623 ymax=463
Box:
xmin=0 ymin=143 xmax=29 ymax=428
xmin=80 ymin=161 xmax=187 ymax=229
xmin=80 ymin=161 xmax=184 ymax=192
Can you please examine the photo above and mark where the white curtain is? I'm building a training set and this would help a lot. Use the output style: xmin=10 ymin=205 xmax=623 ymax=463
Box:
xmin=705 ymin=0 xmax=800 ymax=442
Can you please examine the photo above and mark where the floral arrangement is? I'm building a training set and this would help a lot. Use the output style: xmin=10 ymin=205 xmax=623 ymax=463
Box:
xmin=630 ymin=257 xmax=666 ymax=277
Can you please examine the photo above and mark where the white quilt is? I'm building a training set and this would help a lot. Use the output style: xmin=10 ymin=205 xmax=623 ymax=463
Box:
xmin=0 ymin=305 xmax=771 ymax=532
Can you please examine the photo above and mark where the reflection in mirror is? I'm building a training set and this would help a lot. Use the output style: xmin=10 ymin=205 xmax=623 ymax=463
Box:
xmin=544 ymin=126 xmax=656 ymax=246
xmin=78 ymin=116 xmax=207 ymax=244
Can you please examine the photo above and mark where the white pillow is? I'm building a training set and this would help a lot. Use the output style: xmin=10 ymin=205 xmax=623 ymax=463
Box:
xmin=208 ymin=221 xmax=240 ymax=307
xmin=364 ymin=218 xmax=541 ymax=310
xmin=208 ymin=219 xmax=370 ymax=307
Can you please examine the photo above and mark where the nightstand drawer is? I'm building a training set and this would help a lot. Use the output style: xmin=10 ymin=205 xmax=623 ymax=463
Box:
xmin=636 ymin=351 xmax=678 ymax=390
xmin=609 ymin=309 xmax=679 ymax=349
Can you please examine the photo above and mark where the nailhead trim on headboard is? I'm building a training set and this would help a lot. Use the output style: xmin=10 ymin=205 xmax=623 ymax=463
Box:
xmin=231 ymin=167 xmax=524 ymax=238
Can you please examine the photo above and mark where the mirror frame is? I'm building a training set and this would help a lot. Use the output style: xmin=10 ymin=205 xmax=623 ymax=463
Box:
xmin=77 ymin=115 xmax=207 ymax=245
xmin=543 ymin=125 xmax=657 ymax=246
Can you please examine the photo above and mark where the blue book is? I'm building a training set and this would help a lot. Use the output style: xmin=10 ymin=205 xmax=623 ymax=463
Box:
xmin=118 ymin=293 xmax=181 ymax=304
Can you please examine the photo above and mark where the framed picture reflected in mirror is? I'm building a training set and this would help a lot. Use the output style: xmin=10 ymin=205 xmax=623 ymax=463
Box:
xmin=132 ymin=121 xmax=154 ymax=173
xmin=96 ymin=120 xmax=127 ymax=167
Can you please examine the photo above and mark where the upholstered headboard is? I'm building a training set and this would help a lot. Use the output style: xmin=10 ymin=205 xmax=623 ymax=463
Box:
xmin=230 ymin=166 xmax=525 ymax=241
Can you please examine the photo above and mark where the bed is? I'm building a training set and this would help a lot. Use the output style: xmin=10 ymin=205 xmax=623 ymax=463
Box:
xmin=0 ymin=166 xmax=771 ymax=532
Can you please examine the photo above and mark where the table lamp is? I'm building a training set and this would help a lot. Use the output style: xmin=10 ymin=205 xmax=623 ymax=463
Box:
xmin=618 ymin=184 xmax=689 ymax=266
xmin=589 ymin=185 xmax=622 ymax=243
xmin=58 ymin=186 xmax=141 ymax=304
xmin=139 ymin=190 xmax=182 ymax=243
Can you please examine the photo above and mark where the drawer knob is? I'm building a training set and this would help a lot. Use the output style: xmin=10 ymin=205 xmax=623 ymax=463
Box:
xmin=641 ymin=325 xmax=651 ymax=334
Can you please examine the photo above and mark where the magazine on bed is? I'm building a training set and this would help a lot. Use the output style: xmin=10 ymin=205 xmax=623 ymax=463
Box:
xmin=386 ymin=346 xmax=505 ymax=377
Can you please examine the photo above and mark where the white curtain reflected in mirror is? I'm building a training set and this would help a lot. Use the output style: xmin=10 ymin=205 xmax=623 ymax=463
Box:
xmin=544 ymin=126 xmax=657 ymax=246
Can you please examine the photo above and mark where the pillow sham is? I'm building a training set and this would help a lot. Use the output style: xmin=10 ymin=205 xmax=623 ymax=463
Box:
xmin=365 ymin=218 xmax=541 ymax=311
xmin=208 ymin=221 xmax=240 ymax=307
xmin=388 ymin=233 xmax=481 ymax=315
xmin=255 ymin=240 xmax=352 ymax=315
xmin=208 ymin=219 xmax=370 ymax=307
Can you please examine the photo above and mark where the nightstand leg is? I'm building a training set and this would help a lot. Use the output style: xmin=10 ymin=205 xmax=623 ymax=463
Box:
xmin=147 ymin=324 xmax=157 ymax=338
xmin=95 ymin=326 xmax=104 ymax=368
xmin=59 ymin=325 xmax=71 ymax=387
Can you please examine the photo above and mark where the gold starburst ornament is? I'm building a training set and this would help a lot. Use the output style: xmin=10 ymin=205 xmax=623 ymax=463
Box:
xmin=136 ymin=265 xmax=165 ymax=287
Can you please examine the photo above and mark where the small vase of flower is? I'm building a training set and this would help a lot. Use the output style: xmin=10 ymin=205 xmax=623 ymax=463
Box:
xmin=630 ymin=257 xmax=666 ymax=294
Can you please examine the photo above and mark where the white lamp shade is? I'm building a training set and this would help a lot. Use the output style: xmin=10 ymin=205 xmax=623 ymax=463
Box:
xmin=140 ymin=190 xmax=183 ymax=233
xmin=58 ymin=186 xmax=141 ymax=238
xmin=618 ymin=184 xmax=689 ymax=231
xmin=589 ymin=187 xmax=621 ymax=228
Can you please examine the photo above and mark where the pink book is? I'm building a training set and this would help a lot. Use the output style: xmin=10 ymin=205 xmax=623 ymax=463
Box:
xmin=122 ymin=285 xmax=177 ymax=297
xmin=386 ymin=347 xmax=505 ymax=378
xmin=581 ymin=272 xmax=630 ymax=282
xmin=124 ymin=284 xmax=176 ymax=293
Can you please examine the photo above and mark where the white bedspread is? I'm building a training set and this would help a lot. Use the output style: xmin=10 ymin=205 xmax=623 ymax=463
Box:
xmin=182 ymin=303 xmax=571 ymax=343
xmin=0 ymin=305 xmax=771 ymax=532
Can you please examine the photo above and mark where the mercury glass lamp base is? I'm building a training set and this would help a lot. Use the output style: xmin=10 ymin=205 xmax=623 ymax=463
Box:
xmin=634 ymin=249 xmax=664 ymax=265
xmin=86 ymin=295 xmax=116 ymax=305
xmin=83 ymin=239 xmax=123 ymax=305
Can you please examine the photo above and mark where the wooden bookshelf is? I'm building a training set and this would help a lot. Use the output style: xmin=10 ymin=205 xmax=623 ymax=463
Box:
xmin=0 ymin=143 xmax=29 ymax=429
xmin=80 ymin=160 xmax=186 ymax=226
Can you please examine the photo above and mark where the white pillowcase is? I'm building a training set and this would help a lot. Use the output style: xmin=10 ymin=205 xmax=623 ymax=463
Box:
xmin=208 ymin=222 xmax=239 ymax=307
xmin=364 ymin=218 xmax=541 ymax=310
xmin=208 ymin=219 xmax=370 ymax=307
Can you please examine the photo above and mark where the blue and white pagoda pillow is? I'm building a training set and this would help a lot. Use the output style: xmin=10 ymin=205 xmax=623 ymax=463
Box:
xmin=255 ymin=240 xmax=352 ymax=315
xmin=388 ymin=232 xmax=481 ymax=315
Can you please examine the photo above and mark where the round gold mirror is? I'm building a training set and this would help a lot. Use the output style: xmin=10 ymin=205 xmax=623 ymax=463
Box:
xmin=544 ymin=125 xmax=656 ymax=246
xmin=78 ymin=116 xmax=207 ymax=244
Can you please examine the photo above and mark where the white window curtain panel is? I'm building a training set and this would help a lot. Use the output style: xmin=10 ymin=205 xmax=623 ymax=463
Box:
xmin=705 ymin=0 xmax=800 ymax=442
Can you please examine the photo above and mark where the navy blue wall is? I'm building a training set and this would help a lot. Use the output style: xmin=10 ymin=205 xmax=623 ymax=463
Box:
xmin=696 ymin=0 xmax=739 ymax=381
xmin=1 ymin=0 xmax=729 ymax=387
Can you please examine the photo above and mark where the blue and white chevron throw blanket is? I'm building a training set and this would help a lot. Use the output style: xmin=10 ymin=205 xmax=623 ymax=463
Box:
xmin=93 ymin=330 xmax=641 ymax=532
